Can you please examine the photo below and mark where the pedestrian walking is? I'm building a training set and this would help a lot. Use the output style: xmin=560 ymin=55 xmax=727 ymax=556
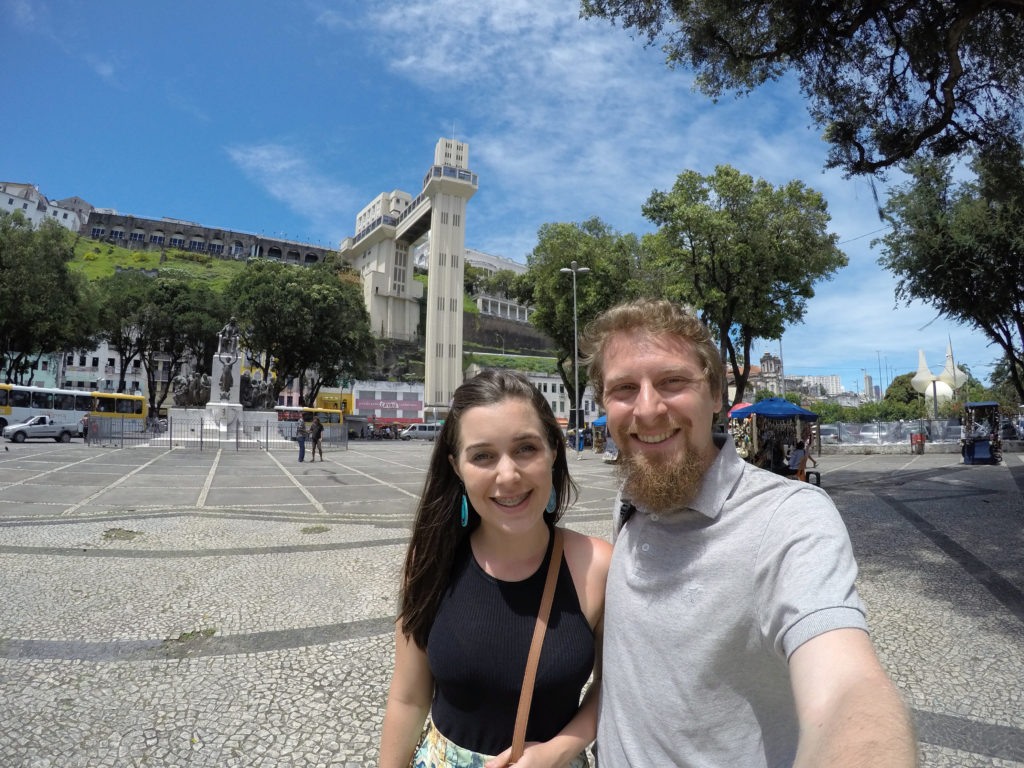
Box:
xmin=309 ymin=416 xmax=324 ymax=462
xmin=296 ymin=419 xmax=308 ymax=462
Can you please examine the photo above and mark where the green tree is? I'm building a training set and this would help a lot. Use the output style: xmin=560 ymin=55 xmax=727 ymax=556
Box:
xmin=94 ymin=270 xmax=151 ymax=392
xmin=511 ymin=218 xmax=645 ymax=419
xmin=228 ymin=261 xmax=375 ymax=406
xmin=883 ymin=372 xmax=919 ymax=405
xmin=135 ymin=278 xmax=230 ymax=415
xmin=642 ymin=165 xmax=847 ymax=411
xmin=988 ymin=353 xmax=1024 ymax=411
xmin=581 ymin=0 xmax=1024 ymax=176
xmin=484 ymin=269 xmax=519 ymax=299
xmin=464 ymin=264 xmax=488 ymax=296
xmin=0 ymin=213 xmax=98 ymax=383
xmin=877 ymin=143 xmax=1024 ymax=402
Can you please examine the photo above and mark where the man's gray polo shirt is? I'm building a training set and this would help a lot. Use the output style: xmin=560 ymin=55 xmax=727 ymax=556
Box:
xmin=598 ymin=438 xmax=867 ymax=767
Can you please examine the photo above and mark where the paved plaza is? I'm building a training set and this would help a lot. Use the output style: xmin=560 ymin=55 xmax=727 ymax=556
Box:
xmin=0 ymin=440 xmax=1022 ymax=767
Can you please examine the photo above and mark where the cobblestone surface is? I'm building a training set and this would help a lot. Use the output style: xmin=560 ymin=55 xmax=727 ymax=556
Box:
xmin=0 ymin=442 xmax=1021 ymax=766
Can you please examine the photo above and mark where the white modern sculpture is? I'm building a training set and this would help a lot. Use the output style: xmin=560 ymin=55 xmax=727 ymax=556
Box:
xmin=911 ymin=345 xmax=968 ymax=416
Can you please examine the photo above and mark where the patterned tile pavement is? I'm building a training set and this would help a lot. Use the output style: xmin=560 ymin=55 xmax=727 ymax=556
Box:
xmin=0 ymin=440 xmax=1021 ymax=767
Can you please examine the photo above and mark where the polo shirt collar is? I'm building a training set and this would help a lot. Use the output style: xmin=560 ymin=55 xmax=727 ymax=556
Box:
xmin=685 ymin=435 xmax=745 ymax=521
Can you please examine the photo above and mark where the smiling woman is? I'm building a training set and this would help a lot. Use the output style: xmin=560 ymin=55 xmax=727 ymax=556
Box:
xmin=378 ymin=369 xmax=612 ymax=768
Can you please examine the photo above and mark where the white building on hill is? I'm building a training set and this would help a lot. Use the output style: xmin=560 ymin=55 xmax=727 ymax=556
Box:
xmin=0 ymin=182 xmax=91 ymax=232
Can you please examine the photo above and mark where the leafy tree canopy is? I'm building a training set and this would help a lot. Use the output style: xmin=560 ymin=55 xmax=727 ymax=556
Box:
xmin=511 ymin=217 xmax=645 ymax=413
xmin=581 ymin=0 xmax=1024 ymax=176
xmin=989 ymin=353 xmax=1024 ymax=411
xmin=94 ymin=270 xmax=152 ymax=392
xmin=877 ymin=142 xmax=1024 ymax=402
xmin=228 ymin=260 xmax=375 ymax=406
xmin=136 ymin=277 xmax=230 ymax=413
xmin=883 ymin=372 xmax=919 ymax=405
xmin=0 ymin=213 xmax=98 ymax=383
xmin=642 ymin=165 xmax=847 ymax=409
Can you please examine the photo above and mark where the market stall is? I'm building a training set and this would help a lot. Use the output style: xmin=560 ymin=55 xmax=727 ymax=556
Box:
xmin=592 ymin=414 xmax=607 ymax=453
xmin=962 ymin=401 xmax=1002 ymax=465
xmin=729 ymin=398 xmax=819 ymax=470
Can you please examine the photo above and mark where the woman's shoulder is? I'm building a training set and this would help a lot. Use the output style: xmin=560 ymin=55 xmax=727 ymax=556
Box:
xmin=559 ymin=527 xmax=612 ymax=574
xmin=558 ymin=527 xmax=612 ymax=627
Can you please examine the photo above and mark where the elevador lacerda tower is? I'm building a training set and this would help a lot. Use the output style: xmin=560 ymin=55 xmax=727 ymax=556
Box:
xmin=339 ymin=138 xmax=478 ymax=415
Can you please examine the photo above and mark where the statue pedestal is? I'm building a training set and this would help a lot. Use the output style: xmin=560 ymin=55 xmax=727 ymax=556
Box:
xmin=204 ymin=401 xmax=243 ymax=436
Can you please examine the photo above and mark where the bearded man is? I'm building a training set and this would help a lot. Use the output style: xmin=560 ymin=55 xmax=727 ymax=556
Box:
xmin=581 ymin=299 xmax=917 ymax=768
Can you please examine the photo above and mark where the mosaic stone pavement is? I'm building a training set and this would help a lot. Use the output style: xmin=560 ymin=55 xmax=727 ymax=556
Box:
xmin=0 ymin=441 xmax=1021 ymax=767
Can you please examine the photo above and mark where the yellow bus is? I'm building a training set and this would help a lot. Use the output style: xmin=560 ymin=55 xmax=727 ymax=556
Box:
xmin=0 ymin=384 xmax=146 ymax=433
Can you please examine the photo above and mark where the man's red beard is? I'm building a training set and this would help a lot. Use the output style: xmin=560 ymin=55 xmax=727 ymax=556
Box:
xmin=614 ymin=430 xmax=707 ymax=512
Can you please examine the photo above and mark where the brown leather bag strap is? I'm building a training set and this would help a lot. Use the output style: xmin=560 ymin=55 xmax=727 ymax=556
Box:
xmin=510 ymin=527 xmax=564 ymax=763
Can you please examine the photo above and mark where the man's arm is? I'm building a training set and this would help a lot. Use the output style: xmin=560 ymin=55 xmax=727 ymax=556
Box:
xmin=790 ymin=628 xmax=918 ymax=767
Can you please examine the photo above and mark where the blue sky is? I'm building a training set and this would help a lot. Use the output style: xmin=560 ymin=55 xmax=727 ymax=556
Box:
xmin=2 ymin=0 xmax=998 ymax=390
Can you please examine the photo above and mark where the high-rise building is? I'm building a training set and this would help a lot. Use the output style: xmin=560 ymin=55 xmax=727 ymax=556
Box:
xmin=803 ymin=374 xmax=843 ymax=395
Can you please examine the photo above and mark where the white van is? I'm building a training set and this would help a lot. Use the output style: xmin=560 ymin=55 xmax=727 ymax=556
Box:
xmin=400 ymin=423 xmax=442 ymax=441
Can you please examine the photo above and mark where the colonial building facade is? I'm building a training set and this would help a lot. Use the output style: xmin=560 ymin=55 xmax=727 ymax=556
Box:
xmin=84 ymin=211 xmax=332 ymax=265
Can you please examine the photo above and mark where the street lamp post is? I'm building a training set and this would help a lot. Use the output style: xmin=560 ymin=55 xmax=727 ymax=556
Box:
xmin=560 ymin=260 xmax=590 ymax=458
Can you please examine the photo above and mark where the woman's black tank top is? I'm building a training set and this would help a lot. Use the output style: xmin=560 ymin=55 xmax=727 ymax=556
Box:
xmin=426 ymin=527 xmax=595 ymax=755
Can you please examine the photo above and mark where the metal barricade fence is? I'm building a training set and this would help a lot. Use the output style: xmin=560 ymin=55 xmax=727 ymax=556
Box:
xmin=86 ymin=413 xmax=349 ymax=452
xmin=816 ymin=419 xmax=962 ymax=446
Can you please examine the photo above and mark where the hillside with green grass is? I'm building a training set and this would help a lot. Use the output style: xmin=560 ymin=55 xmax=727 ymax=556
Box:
xmin=71 ymin=238 xmax=246 ymax=290
xmin=68 ymin=238 xmax=555 ymax=379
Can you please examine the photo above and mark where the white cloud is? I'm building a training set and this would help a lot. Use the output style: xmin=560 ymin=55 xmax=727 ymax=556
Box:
xmin=226 ymin=143 xmax=359 ymax=245
xmin=83 ymin=54 xmax=117 ymax=84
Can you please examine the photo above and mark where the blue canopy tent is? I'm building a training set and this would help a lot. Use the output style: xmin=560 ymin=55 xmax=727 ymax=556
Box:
xmin=729 ymin=398 xmax=819 ymax=466
xmin=593 ymin=414 xmax=607 ymax=426
xmin=730 ymin=398 xmax=819 ymax=421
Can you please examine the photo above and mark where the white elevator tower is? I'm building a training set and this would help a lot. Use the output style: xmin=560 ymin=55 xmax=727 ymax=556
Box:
xmin=338 ymin=138 xmax=478 ymax=415
xmin=423 ymin=138 xmax=476 ymax=410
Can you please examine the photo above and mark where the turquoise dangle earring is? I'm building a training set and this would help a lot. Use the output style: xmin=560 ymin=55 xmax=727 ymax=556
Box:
xmin=545 ymin=467 xmax=557 ymax=515
xmin=460 ymin=494 xmax=469 ymax=527
xmin=546 ymin=487 xmax=557 ymax=515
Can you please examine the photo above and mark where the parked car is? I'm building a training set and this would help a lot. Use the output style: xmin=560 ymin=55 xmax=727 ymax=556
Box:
xmin=3 ymin=415 xmax=78 ymax=443
xmin=858 ymin=423 xmax=890 ymax=442
xmin=818 ymin=425 xmax=841 ymax=443
xmin=942 ymin=419 xmax=963 ymax=440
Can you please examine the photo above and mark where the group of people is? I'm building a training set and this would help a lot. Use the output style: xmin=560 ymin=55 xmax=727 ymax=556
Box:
xmin=296 ymin=416 xmax=324 ymax=462
xmin=380 ymin=299 xmax=917 ymax=768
